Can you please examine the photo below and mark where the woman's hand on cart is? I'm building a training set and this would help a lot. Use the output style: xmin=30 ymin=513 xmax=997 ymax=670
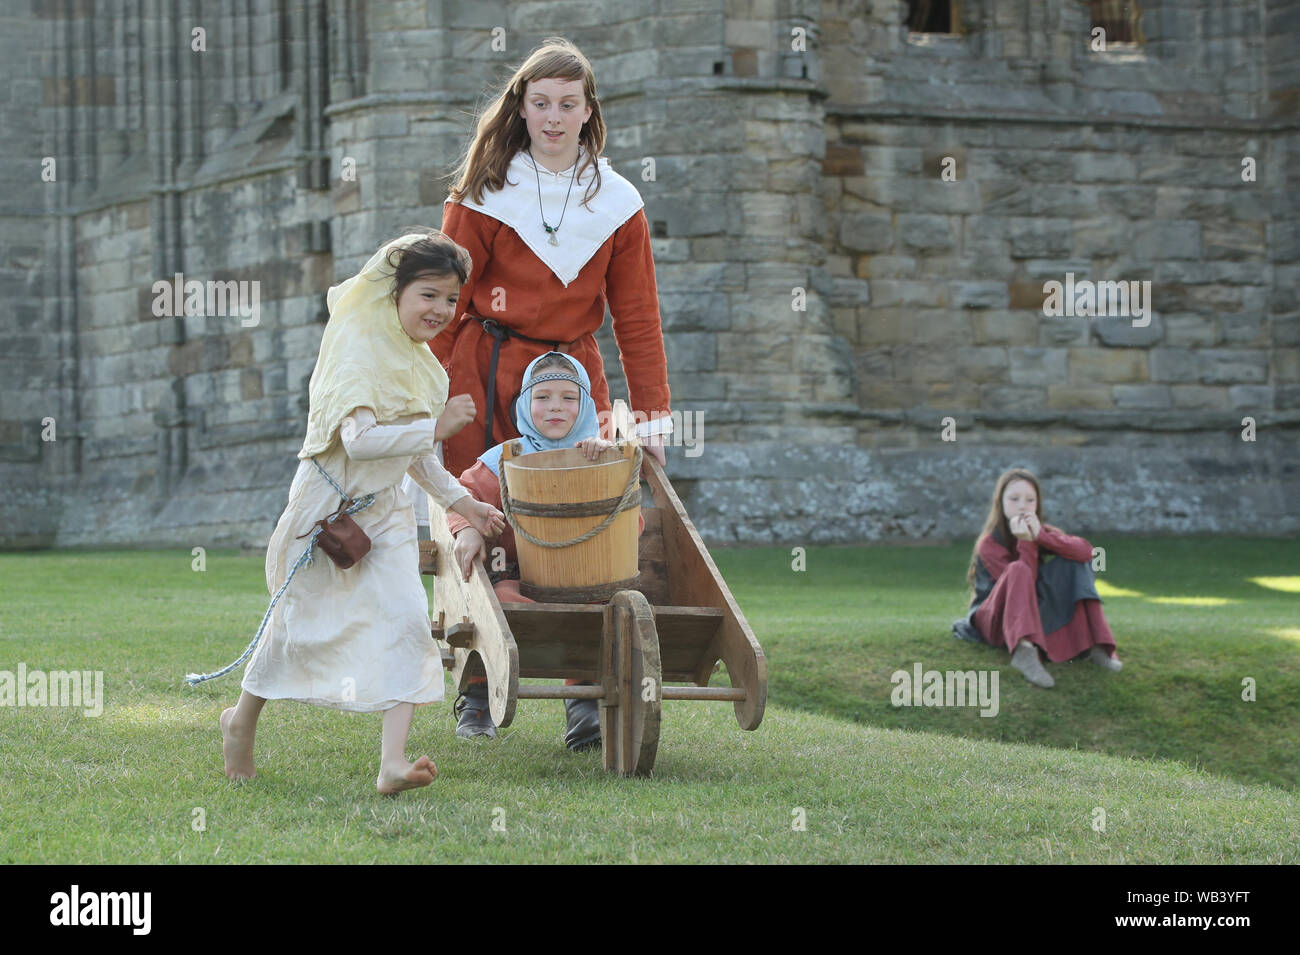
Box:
xmin=450 ymin=496 xmax=505 ymax=540
xmin=453 ymin=528 xmax=487 ymax=582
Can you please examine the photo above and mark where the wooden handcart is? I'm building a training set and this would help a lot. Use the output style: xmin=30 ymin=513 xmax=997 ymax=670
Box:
xmin=418 ymin=402 xmax=766 ymax=777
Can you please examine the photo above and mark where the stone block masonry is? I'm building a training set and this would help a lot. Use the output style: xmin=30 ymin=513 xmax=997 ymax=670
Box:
xmin=0 ymin=0 xmax=1296 ymax=550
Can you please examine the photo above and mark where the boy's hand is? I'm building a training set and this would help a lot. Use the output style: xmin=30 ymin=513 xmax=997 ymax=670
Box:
xmin=575 ymin=436 xmax=613 ymax=461
xmin=453 ymin=528 xmax=486 ymax=582
xmin=435 ymin=394 xmax=476 ymax=442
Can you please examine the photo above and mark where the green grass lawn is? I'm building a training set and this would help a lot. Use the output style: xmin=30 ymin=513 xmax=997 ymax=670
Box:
xmin=731 ymin=536 xmax=1300 ymax=792
xmin=0 ymin=540 xmax=1296 ymax=864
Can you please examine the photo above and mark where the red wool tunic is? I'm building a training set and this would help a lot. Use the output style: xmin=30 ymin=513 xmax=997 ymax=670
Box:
xmin=973 ymin=525 xmax=1117 ymax=662
xmin=433 ymin=203 xmax=672 ymax=477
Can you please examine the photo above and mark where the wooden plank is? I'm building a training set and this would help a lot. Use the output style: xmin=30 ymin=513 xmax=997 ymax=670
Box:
xmin=426 ymin=490 xmax=519 ymax=727
xmin=635 ymin=558 xmax=671 ymax=606
xmin=501 ymin=603 xmax=605 ymax=643
xmin=514 ymin=683 xmax=744 ymax=702
xmin=600 ymin=590 xmax=661 ymax=777
xmin=501 ymin=605 xmax=601 ymax=677
xmin=657 ymin=631 xmax=722 ymax=683
xmin=640 ymin=450 xmax=767 ymax=731
xmin=502 ymin=603 xmax=720 ymax=634
xmin=638 ymin=508 xmax=665 ymax=560
xmin=502 ymin=602 xmax=719 ymax=682
xmin=517 ymin=684 xmax=605 ymax=700
xmin=517 ymin=666 xmax=600 ymax=681
xmin=444 ymin=619 xmax=476 ymax=648
xmin=418 ymin=539 xmax=438 ymax=575
xmin=661 ymin=686 xmax=746 ymax=701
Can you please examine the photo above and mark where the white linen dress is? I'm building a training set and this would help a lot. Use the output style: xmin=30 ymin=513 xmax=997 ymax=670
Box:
xmin=242 ymin=408 xmax=467 ymax=712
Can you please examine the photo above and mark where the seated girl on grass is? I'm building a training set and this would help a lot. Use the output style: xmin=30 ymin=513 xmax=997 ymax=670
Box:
xmin=957 ymin=467 xmax=1122 ymax=689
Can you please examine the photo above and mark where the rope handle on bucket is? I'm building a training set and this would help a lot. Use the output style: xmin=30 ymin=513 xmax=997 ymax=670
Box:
xmin=500 ymin=442 xmax=642 ymax=549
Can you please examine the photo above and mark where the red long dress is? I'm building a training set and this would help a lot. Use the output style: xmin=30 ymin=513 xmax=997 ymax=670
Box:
xmin=973 ymin=526 xmax=1118 ymax=662
xmin=434 ymin=203 xmax=672 ymax=477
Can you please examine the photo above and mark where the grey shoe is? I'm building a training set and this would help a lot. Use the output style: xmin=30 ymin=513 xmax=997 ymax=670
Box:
xmin=1089 ymin=646 xmax=1123 ymax=671
xmin=1011 ymin=641 xmax=1055 ymax=688
xmin=453 ymin=683 xmax=497 ymax=739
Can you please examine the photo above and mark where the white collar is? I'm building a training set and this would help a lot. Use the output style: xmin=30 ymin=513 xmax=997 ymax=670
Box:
xmin=449 ymin=148 xmax=644 ymax=288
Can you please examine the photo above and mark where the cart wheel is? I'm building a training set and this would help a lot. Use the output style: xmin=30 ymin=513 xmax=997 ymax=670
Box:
xmin=600 ymin=590 xmax=661 ymax=777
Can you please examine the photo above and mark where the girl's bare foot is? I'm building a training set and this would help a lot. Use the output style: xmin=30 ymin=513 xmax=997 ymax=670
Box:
xmin=220 ymin=706 xmax=256 ymax=780
xmin=377 ymin=755 xmax=438 ymax=794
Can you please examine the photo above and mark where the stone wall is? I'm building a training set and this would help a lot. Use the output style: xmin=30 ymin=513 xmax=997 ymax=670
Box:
xmin=1 ymin=7 xmax=60 ymax=547
xmin=679 ymin=0 xmax=1300 ymax=543
xmin=0 ymin=0 xmax=1296 ymax=550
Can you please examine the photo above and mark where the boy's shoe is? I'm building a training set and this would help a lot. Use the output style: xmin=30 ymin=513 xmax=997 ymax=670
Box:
xmin=564 ymin=694 xmax=602 ymax=752
xmin=1089 ymin=646 xmax=1123 ymax=671
xmin=454 ymin=683 xmax=497 ymax=739
xmin=1011 ymin=641 xmax=1055 ymax=688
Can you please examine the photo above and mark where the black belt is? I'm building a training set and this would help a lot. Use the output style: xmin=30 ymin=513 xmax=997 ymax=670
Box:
xmin=474 ymin=317 xmax=574 ymax=451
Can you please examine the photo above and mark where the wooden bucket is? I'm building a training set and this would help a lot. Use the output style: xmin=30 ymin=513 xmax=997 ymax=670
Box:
xmin=501 ymin=440 xmax=641 ymax=603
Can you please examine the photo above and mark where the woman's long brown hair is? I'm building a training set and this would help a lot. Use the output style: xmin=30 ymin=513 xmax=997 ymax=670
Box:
xmin=445 ymin=37 xmax=606 ymax=208
xmin=966 ymin=467 xmax=1046 ymax=590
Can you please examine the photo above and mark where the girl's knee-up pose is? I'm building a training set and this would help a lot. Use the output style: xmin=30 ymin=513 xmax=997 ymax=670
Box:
xmin=963 ymin=468 xmax=1121 ymax=689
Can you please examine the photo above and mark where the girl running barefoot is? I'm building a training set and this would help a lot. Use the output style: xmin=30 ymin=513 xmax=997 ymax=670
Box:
xmin=189 ymin=231 xmax=503 ymax=793
xmin=963 ymin=468 xmax=1121 ymax=689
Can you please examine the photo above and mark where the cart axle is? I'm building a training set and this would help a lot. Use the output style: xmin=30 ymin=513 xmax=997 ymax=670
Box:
xmin=515 ymin=684 xmax=747 ymax=703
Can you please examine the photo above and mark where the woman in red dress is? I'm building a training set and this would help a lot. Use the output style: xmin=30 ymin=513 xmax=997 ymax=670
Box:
xmin=963 ymin=468 xmax=1122 ymax=688
xmin=427 ymin=39 xmax=669 ymax=746
xmin=431 ymin=37 xmax=670 ymax=478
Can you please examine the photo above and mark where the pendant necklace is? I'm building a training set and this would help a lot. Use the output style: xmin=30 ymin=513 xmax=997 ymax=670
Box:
xmin=529 ymin=145 xmax=579 ymax=246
